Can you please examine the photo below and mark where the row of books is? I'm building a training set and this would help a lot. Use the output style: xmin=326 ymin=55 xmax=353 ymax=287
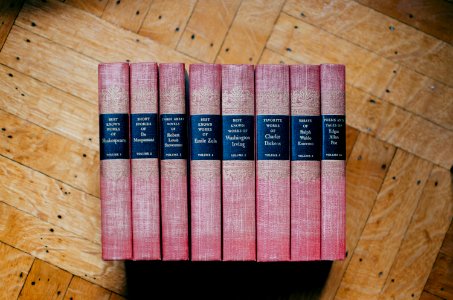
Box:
xmin=98 ymin=62 xmax=345 ymax=262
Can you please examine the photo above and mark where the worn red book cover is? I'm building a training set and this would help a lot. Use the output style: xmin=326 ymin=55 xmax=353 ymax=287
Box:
xmin=98 ymin=62 xmax=132 ymax=260
xmin=159 ymin=63 xmax=189 ymax=260
xmin=256 ymin=65 xmax=290 ymax=262
xmin=130 ymin=62 xmax=160 ymax=260
xmin=189 ymin=64 xmax=222 ymax=261
xmin=320 ymin=64 xmax=346 ymax=260
xmin=221 ymin=64 xmax=256 ymax=261
xmin=290 ymin=65 xmax=321 ymax=261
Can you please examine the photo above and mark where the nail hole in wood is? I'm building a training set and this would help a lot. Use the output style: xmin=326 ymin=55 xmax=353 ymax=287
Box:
xmin=31 ymin=22 xmax=36 ymax=27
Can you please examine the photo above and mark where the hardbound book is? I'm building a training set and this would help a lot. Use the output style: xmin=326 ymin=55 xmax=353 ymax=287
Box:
xmin=221 ymin=64 xmax=256 ymax=261
xmin=130 ymin=63 xmax=160 ymax=260
xmin=98 ymin=63 xmax=133 ymax=260
xmin=189 ymin=64 xmax=222 ymax=261
xmin=256 ymin=64 xmax=290 ymax=262
xmin=290 ymin=65 xmax=321 ymax=261
xmin=320 ymin=64 xmax=346 ymax=260
xmin=159 ymin=63 xmax=189 ymax=260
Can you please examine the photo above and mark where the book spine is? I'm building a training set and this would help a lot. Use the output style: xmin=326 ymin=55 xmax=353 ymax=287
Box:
xmin=221 ymin=64 xmax=256 ymax=261
xmin=256 ymin=65 xmax=290 ymax=262
xmin=130 ymin=63 xmax=160 ymax=260
xmin=290 ymin=65 xmax=321 ymax=261
xmin=98 ymin=63 xmax=133 ymax=260
xmin=189 ymin=64 xmax=222 ymax=261
xmin=159 ymin=63 xmax=189 ymax=260
xmin=320 ymin=64 xmax=346 ymax=260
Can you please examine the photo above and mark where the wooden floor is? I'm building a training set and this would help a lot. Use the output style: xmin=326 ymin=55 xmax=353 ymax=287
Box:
xmin=0 ymin=0 xmax=452 ymax=299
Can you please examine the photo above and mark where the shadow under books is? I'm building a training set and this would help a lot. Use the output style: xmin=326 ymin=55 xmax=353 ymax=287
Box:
xmin=125 ymin=260 xmax=332 ymax=300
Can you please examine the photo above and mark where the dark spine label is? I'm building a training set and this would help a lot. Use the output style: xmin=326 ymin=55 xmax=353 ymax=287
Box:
xmin=130 ymin=113 xmax=158 ymax=159
xmin=222 ymin=115 xmax=254 ymax=161
xmin=190 ymin=115 xmax=221 ymax=160
xmin=257 ymin=115 xmax=289 ymax=160
xmin=99 ymin=113 xmax=129 ymax=160
xmin=291 ymin=116 xmax=321 ymax=161
xmin=161 ymin=114 xmax=187 ymax=160
xmin=322 ymin=115 xmax=346 ymax=160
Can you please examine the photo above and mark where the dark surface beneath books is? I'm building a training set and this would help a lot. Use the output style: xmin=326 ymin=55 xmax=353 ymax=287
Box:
xmin=125 ymin=260 xmax=332 ymax=300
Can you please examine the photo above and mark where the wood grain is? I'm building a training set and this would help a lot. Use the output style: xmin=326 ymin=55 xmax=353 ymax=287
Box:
xmin=0 ymin=25 xmax=98 ymax=102
xmin=345 ymin=126 xmax=359 ymax=163
xmin=380 ymin=166 xmax=453 ymax=299
xmin=216 ymin=0 xmax=285 ymax=64
xmin=320 ymin=133 xmax=396 ymax=300
xmin=356 ymin=0 xmax=453 ymax=45
xmin=267 ymin=12 xmax=453 ymax=130
xmin=177 ymin=0 xmax=241 ymax=63
xmin=267 ymin=13 xmax=396 ymax=98
xmin=16 ymin=0 xmax=197 ymax=65
xmin=62 ymin=0 xmax=108 ymax=17
xmin=337 ymin=149 xmax=432 ymax=299
xmin=0 ymin=65 xmax=98 ymax=150
xmin=424 ymin=252 xmax=453 ymax=299
xmin=0 ymin=0 xmax=23 ymax=50
xmin=0 ymin=110 xmax=100 ymax=197
xmin=0 ymin=202 xmax=126 ymax=294
xmin=102 ymin=0 xmax=152 ymax=32
xmin=64 ymin=276 xmax=111 ymax=300
xmin=419 ymin=291 xmax=444 ymax=300
xmin=0 ymin=155 xmax=101 ymax=244
xmin=18 ymin=259 xmax=72 ymax=300
xmin=139 ymin=0 xmax=196 ymax=49
xmin=0 ymin=242 xmax=34 ymax=300
xmin=283 ymin=0 xmax=453 ymax=87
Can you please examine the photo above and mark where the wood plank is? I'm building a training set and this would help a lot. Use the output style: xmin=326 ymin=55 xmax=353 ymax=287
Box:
xmin=109 ymin=293 xmax=126 ymax=300
xmin=0 ymin=155 xmax=101 ymax=244
xmin=0 ymin=26 xmax=98 ymax=103
xmin=0 ymin=110 xmax=100 ymax=197
xmin=355 ymin=0 xmax=453 ymax=45
xmin=18 ymin=259 xmax=72 ymax=300
xmin=381 ymin=66 xmax=453 ymax=130
xmin=380 ymin=166 xmax=453 ymax=299
xmin=64 ymin=276 xmax=111 ymax=300
xmin=102 ymin=0 xmax=152 ymax=32
xmin=139 ymin=0 xmax=196 ymax=49
xmin=0 ymin=0 xmax=23 ymax=51
xmin=0 ymin=201 xmax=126 ymax=294
xmin=321 ymin=133 xmax=396 ymax=299
xmin=63 ymin=0 xmax=108 ymax=17
xmin=283 ymin=0 xmax=453 ymax=87
xmin=260 ymin=49 xmax=453 ymax=169
xmin=176 ymin=0 xmax=241 ymax=63
xmin=424 ymin=252 xmax=453 ymax=299
xmin=419 ymin=291 xmax=444 ymax=300
xmin=267 ymin=12 xmax=453 ymax=130
xmin=440 ymin=219 xmax=453 ymax=257
xmin=345 ymin=126 xmax=359 ymax=162
xmin=215 ymin=0 xmax=285 ymax=64
xmin=0 ymin=242 xmax=34 ymax=300
xmin=267 ymin=13 xmax=397 ymax=99
xmin=0 ymin=65 xmax=98 ymax=150
xmin=16 ymin=0 xmax=197 ymax=65
xmin=336 ymin=149 xmax=432 ymax=299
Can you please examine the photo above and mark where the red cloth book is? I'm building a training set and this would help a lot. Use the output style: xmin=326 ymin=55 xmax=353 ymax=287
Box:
xmin=221 ymin=64 xmax=256 ymax=261
xmin=189 ymin=64 xmax=222 ymax=261
xmin=255 ymin=65 xmax=290 ymax=262
xmin=320 ymin=64 xmax=346 ymax=260
xmin=130 ymin=63 xmax=160 ymax=260
xmin=98 ymin=63 xmax=133 ymax=260
xmin=159 ymin=63 xmax=189 ymax=260
xmin=290 ymin=65 xmax=321 ymax=261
